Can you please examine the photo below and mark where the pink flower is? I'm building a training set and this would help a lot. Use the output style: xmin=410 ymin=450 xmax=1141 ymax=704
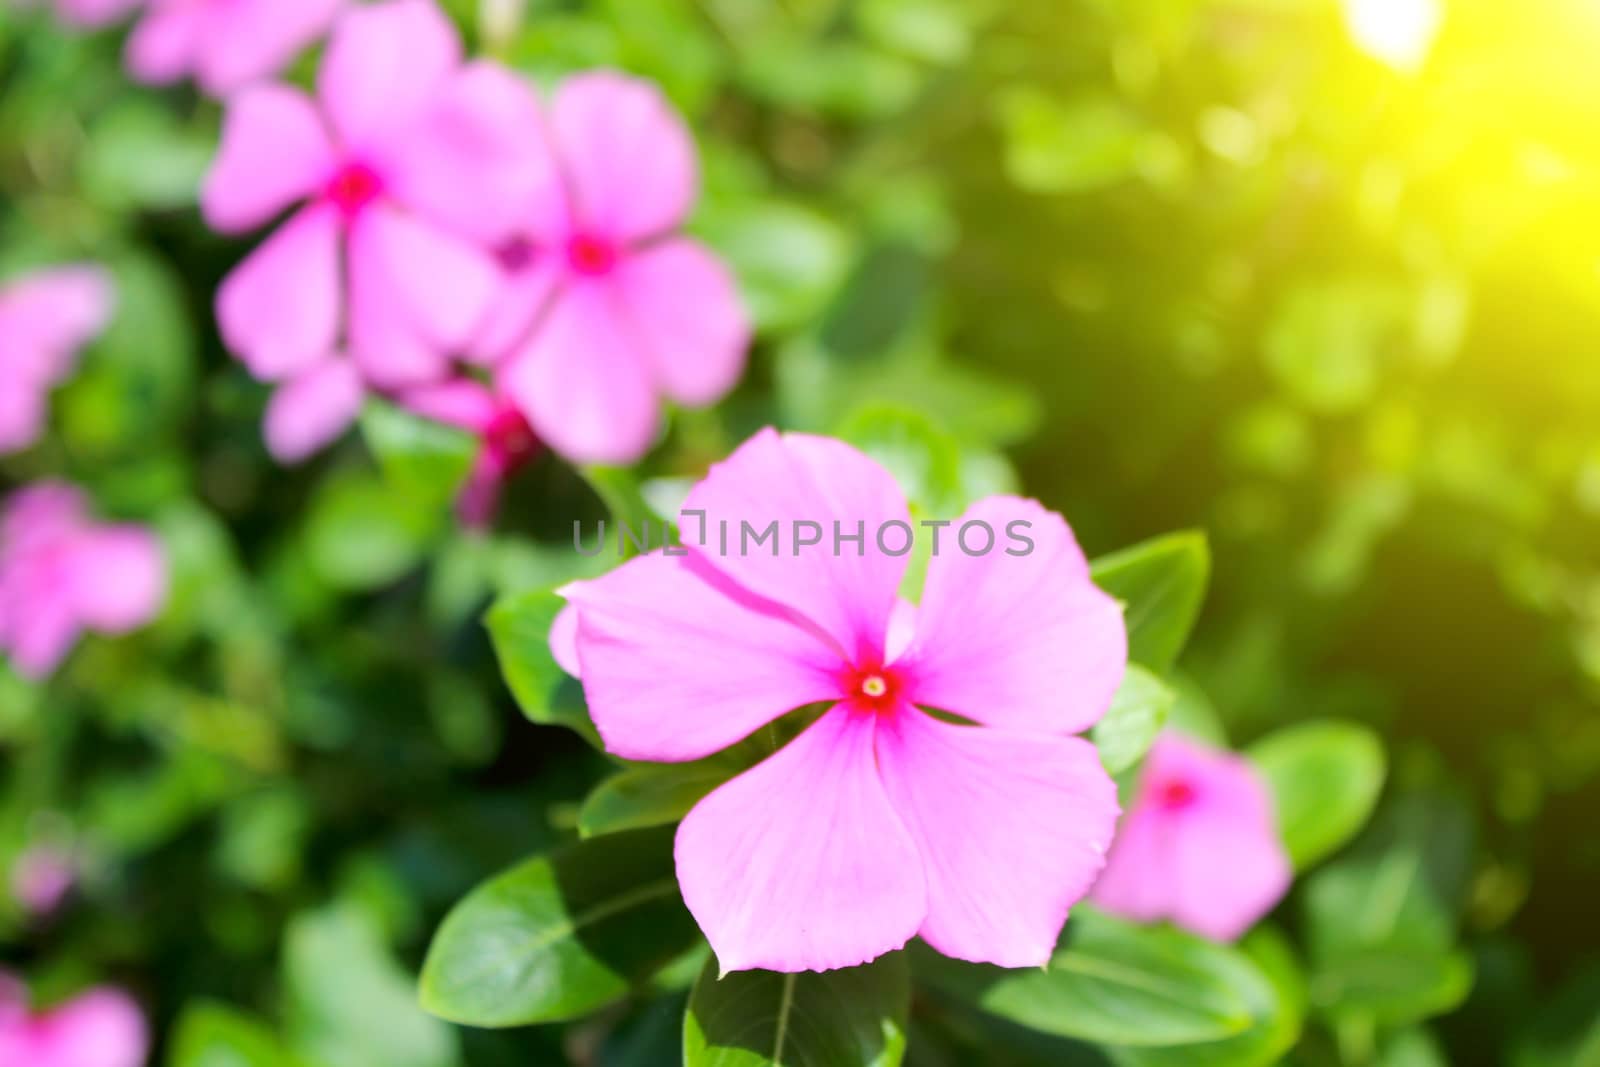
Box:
xmin=474 ymin=71 xmax=750 ymax=466
xmin=0 ymin=266 xmax=114 ymax=455
xmin=562 ymin=428 xmax=1127 ymax=973
xmin=1092 ymin=733 xmax=1292 ymax=941
xmin=9 ymin=845 xmax=75 ymax=916
xmin=0 ymin=977 xmax=148 ymax=1067
xmin=125 ymin=0 xmax=345 ymax=97
xmin=201 ymin=0 xmax=541 ymax=463
xmin=398 ymin=379 xmax=542 ymax=527
xmin=29 ymin=0 xmax=143 ymax=30
xmin=0 ymin=484 xmax=167 ymax=681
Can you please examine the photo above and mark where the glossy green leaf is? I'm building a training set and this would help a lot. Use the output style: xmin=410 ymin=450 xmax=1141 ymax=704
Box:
xmin=578 ymin=761 xmax=739 ymax=838
xmin=1093 ymin=666 xmax=1175 ymax=774
xmin=420 ymin=827 xmax=702 ymax=1027
xmin=1091 ymin=532 xmax=1211 ymax=672
xmin=485 ymin=587 xmax=596 ymax=742
xmin=914 ymin=908 xmax=1265 ymax=1048
xmin=684 ymin=952 xmax=911 ymax=1067
xmin=1248 ymin=720 xmax=1386 ymax=870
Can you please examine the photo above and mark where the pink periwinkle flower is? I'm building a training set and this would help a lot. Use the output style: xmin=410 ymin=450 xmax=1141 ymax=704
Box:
xmin=472 ymin=71 xmax=751 ymax=466
xmin=398 ymin=379 xmax=541 ymax=527
xmin=0 ymin=976 xmax=148 ymax=1067
xmin=1092 ymin=733 xmax=1292 ymax=942
xmin=125 ymin=0 xmax=345 ymax=97
xmin=560 ymin=428 xmax=1127 ymax=973
xmin=0 ymin=266 xmax=114 ymax=455
xmin=0 ymin=484 xmax=167 ymax=681
xmin=201 ymin=0 xmax=541 ymax=463
xmin=9 ymin=845 xmax=76 ymax=916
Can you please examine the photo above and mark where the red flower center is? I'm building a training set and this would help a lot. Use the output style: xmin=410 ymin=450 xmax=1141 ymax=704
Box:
xmin=843 ymin=664 xmax=902 ymax=714
xmin=497 ymin=237 xmax=535 ymax=273
xmin=325 ymin=161 xmax=383 ymax=220
xmin=484 ymin=406 xmax=540 ymax=473
xmin=1155 ymin=779 xmax=1199 ymax=811
xmin=565 ymin=233 xmax=619 ymax=276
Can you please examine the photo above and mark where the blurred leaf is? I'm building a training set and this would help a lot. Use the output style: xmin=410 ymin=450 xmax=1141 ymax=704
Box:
xmin=997 ymin=88 xmax=1147 ymax=194
xmin=914 ymin=908 xmax=1270 ymax=1047
xmin=484 ymin=587 xmax=597 ymax=743
xmin=578 ymin=761 xmax=739 ymax=838
xmin=302 ymin=471 xmax=436 ymax=592
xmin=79 ymin=99 xmax=211 ymax=211
xmin=285 ymin=904 xmax=460 ymax=1067
xmin=1093 ymin=666 xmax=1174 ymax=774
xmin=1513 ymin=963 xmax=1600 ymax=1067
xmin=694 ymin=200 xmax=851 ymax=333
xmin=582 ymin=466 xmax=667 ymax=558
xmin=1248 ymin=720 xmax=1386 ymax=870
xmin=169 ymin=1001 xmax=304 ymax=1067
xmin=837 ymin=405 xmax=963 ymax=515
xmin=1091 ymin=532 xmax=1210 ymax=672
xmin=420 ymin=827 xmax=701 ymax=1027
xmin=1381 ymin=1026 xmax=1451 ymax=1067
xmin=684 ymin=952 xmax=910 ymax=1067
xmin=361 ymin=401 xmax=475 ymax=513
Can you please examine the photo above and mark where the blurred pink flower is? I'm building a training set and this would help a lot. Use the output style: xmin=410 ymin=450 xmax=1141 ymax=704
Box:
xmin=476 ymin=71 xmax=750 ymax=465
xmin=0 ymin=484 xmax=167 ymax=681
xmin=0 ymin=266 xmax=114 ymax=455
xmin=9 ymin=845 xmax=75 ymax=916
xmin=397 ymin=379 xmax=542 ymax=526
xmin=0 ymin=977 xmax=148 ymax=1067
xmin=563 ymin=428 xmax=1126 ymax=973
xmin=1092 ymin=732 xmax=1292 ymax=941
xmin=29 ymin=0 xmax=142 ymax=29
xmin=125 ymin=0 xmax=344 ymax=97
xmin=201 ymin=0 xmax=542 ymax=462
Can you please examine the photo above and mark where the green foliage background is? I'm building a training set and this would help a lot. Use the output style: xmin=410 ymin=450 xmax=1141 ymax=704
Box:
xmin=2 ymin=0 xmax=1598 ymax=1065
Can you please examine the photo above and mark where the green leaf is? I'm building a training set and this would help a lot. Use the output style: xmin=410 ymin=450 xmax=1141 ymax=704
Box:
xmin=485 ymin=587 xmax=596 ymax=742
xmin=302 ymin=472 xmax=437 ymax=592
xmin=1248 ymin=720 xmax=1386 ymax=870
xmin=1093 ymin=666 xmax=1174 ymax=774
xmin=836 ymin=404 xmax=964 ymax=516
xmin=285 ymin=905 xmax=459 ymax=1067
xmin=1091 ymin=532 xmax=1211 ymax=672
xmin=361 ymin=401 xmax=475 ymax=512
xmin=79 ymin=99 xmax=212 ymax=211
xmin=1514 ymin=962 xmax=1600 ymax=1067
xmin=169 ymin=1001 xmax=305 ymax=1067
xmin=684 ymin=953 xmax=911 ymax=1067
xmin=914 ymin=908 xmax=1265 ymax=1048
xmin=578 ymin=761 xmax=740 ymax=838
xmin=996 ymin=88 xmax=1149 ymax=194
xmin=420 ymin=827 xmax=702 ymax=1027
xmin=582 ymin=466 xmax=667 ymax=559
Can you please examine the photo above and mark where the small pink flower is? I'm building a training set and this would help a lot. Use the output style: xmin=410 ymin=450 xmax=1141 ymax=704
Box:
xmin=31 ymin=0 xmax=143 ymax=30
xmin=201 ymin=0 xmax=542 ymax=462
xmin=0 ymin=484 xmax=167 ymax=681
xmin=125 ymin=0 xmax=344 ymax=97
xmin=562 ymin=428 xmax=1127 ymax=973
xmin=1092 ymin=733 xmax=1292 ymax=941
xmin=475 ymin=71 xmax=750 ymax=465
xmin=0 ymin=977 xmax=148 ymax=1067
xmin=398 ymin=378 xmax=542 ymax=526
xmin=0 ymin=266 xmax=114 ymax=454
xmin=9 ymin=845 xmax=75 ymax=916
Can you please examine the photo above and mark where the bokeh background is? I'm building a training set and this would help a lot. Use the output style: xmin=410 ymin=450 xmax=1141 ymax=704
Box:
xmin=2 ymin=0 xmax=1597 ymax=1064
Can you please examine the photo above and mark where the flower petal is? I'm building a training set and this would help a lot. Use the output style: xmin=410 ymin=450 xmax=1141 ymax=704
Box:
xmin=567 ymin=551 xmax=842 ymax=761
xmin=203 ymin=85 xmax=335 ymax=234
xmin=498 ymin=280 xmax=660 ymax=465
xmin=124 ymin=3 xmax=204 ymax=86
xmin=3 ymin=595 xmax=79 ymax=680
xmin=675 ymin=705 xmax=926 ymax=973
xmin=470 ymin=259 xmax=559 ymax=363
xmin=616 ymin=238 xmax=749 ymax=406
xmin=52 ymin=0 xmax=142 ymax=29
xmin=36 ymin=988 xmax=149 ymax=1067
xmin=0 ymin=266 xmax=114 ymax=384
xmin=682 ymin=428 xmax=913 ymax=662
xmin=549 ymin=71 xmax=696 ymax=241
xmin=193 ymin=0 xmax=343 ymax=96
xmin=67 ymin=527 xmax=166 ymax=633
xmin=875 ymin=707 xmax=1120 ymax=967
xmin=0 ymin=383 xmax=45 ymax=455
xmin=396 ymin=378 xmax=497 ymax=432
xmin=899 ymin=496 xmax=1126 ymax=734
xmin=263 ymin=358 xmax=364 ymax=462
xmin=317 ymin=0 xmax=460 ymax=151
xmin=216 ymin=205 xmax=342 ymax=381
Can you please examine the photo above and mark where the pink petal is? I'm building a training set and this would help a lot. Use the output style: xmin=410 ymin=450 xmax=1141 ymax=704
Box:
xmin=0 ymin=266 xmax=114 ymax=385
xmin=346 ymin=206 xmax=496 ymax=387
xmin=470 ymin=258 xmax=559 ymax=363
xmin=203 ymin=85 xmax=334 ymax=233
xmin=316 ymin=0 xmax=460 ymax=152
xmin=548 ymin=599 xmax=582 ymax=678
xmin=193 ymin=0 xmax=344 ymax=96
xmin=396 ymin=378 xmax=497 ymax=432
xmin=899 ymin=496 xmax=1126 ymax=734
xmin=549 ymin=71 xmax=697 ymax=242
xmin=387 ymin=60 xmax=556 ymax=245
xmin=67 ymin=526 xmax=166 ymax=633
xmin=4 ymin=595 xmax=80 ymax=681
xmin=567 ymin=551 xmax=842 ymax=761
xmin=52 ymin=0 xmax=143 ymax=28
xmin=216 ymin=204 xmax=342 ymax=381
xmin=263 ymin=358 xmax=364 ymax=462
xmin=681 ymin=428 xmax=913 ymax=663
xmin=123 ymin=3 xmax=204 ymax=86
xmin=875 ymin=707 xmax=1119 ymax=967
xmin=615 ymin=238 xmax=749 ymax=406
xmin=498 ymin=280 xmax=660 ymax=465
xmin=675 ymin=705 xmax=927 ymax=973
xmin=36 ymin=988 xmax=148 ymax=1067
xmin=0 ymin=382 xmax=46 ymax=454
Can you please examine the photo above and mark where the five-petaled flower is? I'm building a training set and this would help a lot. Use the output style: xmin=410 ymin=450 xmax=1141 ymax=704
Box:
xmin=0 ymin=483 xmax=166 ymax=681
xmin=202 ymin=0 xmax=542 ymax=462
xmin=473 ymin=71 xmax=750 ymax=466
xmin=0 ymin=266 xmax=113 ymax=455
xmin=560 ymin=428 xmax=1127 ymax=973
xmin=0 ymin=974 xmax=147 ymax=1067
xmin=1092 ymin=732 xmax=1291 ymax=941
